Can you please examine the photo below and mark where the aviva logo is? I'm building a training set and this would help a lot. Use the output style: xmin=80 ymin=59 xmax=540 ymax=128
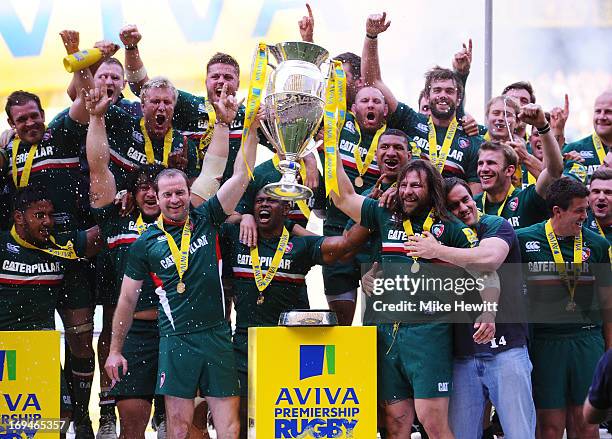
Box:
xmin=0 ymin=350 xmax=17 ymax=381
xmin=299 ymin=345 xmax=335 ymax=380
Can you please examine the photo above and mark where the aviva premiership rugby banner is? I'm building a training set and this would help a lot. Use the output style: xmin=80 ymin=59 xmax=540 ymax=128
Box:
xmin=248 ymin=326 xmax=376 ymax=438
xmin=0 ymin=331 xmax=61 ymax=438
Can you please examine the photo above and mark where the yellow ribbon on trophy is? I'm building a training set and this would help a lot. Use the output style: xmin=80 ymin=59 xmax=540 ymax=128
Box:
xmin=272 ymin=154 xmax=311 ymax=218
xmin=323 ymin=60 xmax=346 ymax=196
xmin=10 ymin=226 xmax=79 ymax=259
xmin=241 ymin=43 xmax=269 ymax=180
xmin=251 ymin=226 xmax=290 ymax=304
xmin=140 ymin=118 xmax=172 ymax=167
xmin=11 ymin=138 xmax=38 ymax=188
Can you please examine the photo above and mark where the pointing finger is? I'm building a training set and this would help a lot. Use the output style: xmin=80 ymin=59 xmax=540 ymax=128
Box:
xmin=306 ymin=3 xmax=313 ymax=19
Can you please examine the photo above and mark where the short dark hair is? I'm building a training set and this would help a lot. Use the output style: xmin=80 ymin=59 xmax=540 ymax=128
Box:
xmin=13 ymin=185 xmax=52 ymax=213
xmin=545 ymin=177 xmax=589 ymax=214
xmin=127 ymin=164 xmax=165 ymax=198
xmin=393 ymin=159 xmax=450 ymax=223
xmin=444 ymin=176 xmax=473 ymax=198
xmin=99 ymin=57 xmax=125 ymax=74
xmin=5 ymin=90 xmax=43 ymax=121
xmin=502 ymin=81 xmax=536 ymax=104
xmin=479 ymin=141 xmax=519 ymax=169
xmin=418 ymin=89 xmax=427 ymax=108
xmin=591 ymin=167 xmax=612 ymax=184
xmin=333 ymin=52 xmax=361 ymax=79
xmin=380 ymin=129 xmax=410 ymax=148
xmin=424 ymin=66 xmax=464 ymax=102
xmin=206 ymin=52 xmax=240 ymax=77
xmin=154 ymin=168 xmax=190 ymax=193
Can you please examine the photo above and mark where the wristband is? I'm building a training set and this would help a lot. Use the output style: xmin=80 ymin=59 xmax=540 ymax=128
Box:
xmin=125 ymin=66 xmax=147 ymax=83
xmin=124 ymin=44 xmax=137 ymax=51
xmin=366 ymin=33 xmax=377 ymax=40
xmin=537 ymin=123 xmax=551 ymax=135
xmin=215 ymin=121 xmax=229 ymax=127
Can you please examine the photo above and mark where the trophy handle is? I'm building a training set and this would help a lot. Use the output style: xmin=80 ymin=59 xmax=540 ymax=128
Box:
xmin=258 ymin=117 xmax=281 ymax=152
xmin=266 ymin=44 xmax=278 ymax=70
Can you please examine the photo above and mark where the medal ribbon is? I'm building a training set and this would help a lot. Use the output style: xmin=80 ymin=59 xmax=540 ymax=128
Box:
xmin=482 ymin=185 xmax=516 ymax=216
xmin=199 ymin=100 xmax=217 ymax=153
xmin=544 ymin=219 xmax=582 ymax=306
xmin=427 ymin=116 xmax=458 ymax=173
xmin=251 ymin=226 xmax=290 ymax=293
xmin=272 ymin=154 xmax=310 ymax=218
xmin=135 ymin=214 xmax=148 ymax=235
xmin=156 ymin=215 xmax=191 ymax=288
xmin=241 ymin=43 xmax=268 ymax=180
xmin=323 ymin=60 xmax=346 ymax=196
xmin=403 ymin=209 xmax=435 ymax=265
xmin=140 ymin=118 xmax=172 ymax=166
xmin=11 ymin=139 xmax=38 ymax=188
xmin=593 ymin=132 xmax=607 ymax=164
xmin=10 ymin=226 xmax=79 ymax=259
xmin=353 ymin=121 xmax=386 ymax=178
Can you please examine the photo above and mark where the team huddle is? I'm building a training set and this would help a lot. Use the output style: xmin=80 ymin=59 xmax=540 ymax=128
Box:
xmin=0 ymin=5 xmax=611 ymax=439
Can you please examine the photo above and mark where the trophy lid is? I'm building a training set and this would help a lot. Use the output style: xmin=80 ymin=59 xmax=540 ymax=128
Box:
xmin=278 ymin=309 xmax=338 ymax=326
xmin=269 ymin=42 xmax=329 ymax=68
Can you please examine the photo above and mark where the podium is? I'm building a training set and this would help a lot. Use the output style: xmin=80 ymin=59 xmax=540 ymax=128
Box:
xmin=0 ymin=331 xmax=60 ymax=438
xmin=248 ymin=326 xmax=376 ymax=438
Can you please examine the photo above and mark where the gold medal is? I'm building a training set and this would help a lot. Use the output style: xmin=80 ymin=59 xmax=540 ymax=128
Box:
xmin=257 ymin=294 xmax=265 ymax=305
xmin=410 ymin=261 xmax=420 ymax=274
xmin=566 ymin=300 xmax=576 ymax=312
xmin=354 ymin=176 xmax=364 ymax=188
xmin=177 ymin=282 xmax=186 ymax=294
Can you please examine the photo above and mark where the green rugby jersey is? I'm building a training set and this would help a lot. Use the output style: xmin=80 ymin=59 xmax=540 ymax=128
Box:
xmin=0 ymin=230 xmax=86 ymax=330
xmin=473 ymin=185 xmax=547 ymax=229
xmin=386 ymin=102 xmax=481 ymax=182
xmin=92 ymin=204 xmax=158 ymax=312
xmin=562 ymin=134 xmax=608 ymax=183
xmin=5 ymin=112 xmax=87 ymax=234
xmin=586 ymin=210 xmax=612 ymax=243
xmin=359 ymin=197 xmax=477 ymax=321
xmin=172 ymin=90 xmax=272 ymax=184
xmin=517 ymin=222 xmax=611 ymax=336
xmin=221 ymin=223 xmax=323 ymax=329
xmin=236 ymin=159 xmax=326 ymax=228
xmin=104 ymin=106 xmax=199 ymax=190
xmin=124 ymin=195 xmax=228 ymax=336
xmin=323 ymin=112 xmax=381 ymax=234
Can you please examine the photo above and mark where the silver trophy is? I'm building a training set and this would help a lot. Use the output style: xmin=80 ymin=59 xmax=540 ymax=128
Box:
xmin=259 ymin=42 xmax=330 ymax=201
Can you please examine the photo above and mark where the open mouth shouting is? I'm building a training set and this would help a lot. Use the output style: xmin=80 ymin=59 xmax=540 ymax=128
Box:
xmin=257 ymin=208 xmax=272 ymax=225
xmin=594 ymin=201 xmax=609 ymax=216
xmin=382 ymin=157 xmax=399 ymax=173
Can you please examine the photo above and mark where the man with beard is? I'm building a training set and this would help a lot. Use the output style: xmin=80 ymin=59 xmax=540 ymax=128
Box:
xmin=222 ymin=188 xmax=366 ymax=438
xmin=563 ymin=91 xmax=612 ymax=183
xmin=586 ymin=168 xmax=612 ymax=244
xmin=362 ymin=13 xmax=483 ymax=195
xmin=118 ymin=24 xmax=319 ymax=188
xmin=0 ymin=185 xmax=100 ymax=437
xmin=474 ymin=104 xmax=564 ymax=229
xmin=517 ymin=177 xmax=611 ymax=439
xmin=86 ymin=82 xmax=234 ymax=438
xmin=331 ymin=153 xmax=477 ymax=438
xmin=406 ymin=177 xmax=535 ymax=438
xmin=105 ymin=104 xmax=259 ymax=438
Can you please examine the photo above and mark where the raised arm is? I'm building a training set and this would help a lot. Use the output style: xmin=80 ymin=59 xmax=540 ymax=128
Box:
xmin=361 ymin=12 xmax=398 ymax=112
xmin=104 ymin=275 xmax=143 ymax=381
xmin=84 ymin=87 xmax=116 ymax=208
xmin=60 ymin=30 xmax=95 ymax=123
xmin=298 ymin=3 xmax=314 ymax=43
xmin=518 ymin=104 xmax=563 ymax=197
xmin=119 ymin=24 xmax=149 ymax=96
xmin=329 ymin=146 xmax=366 ymax=224
xmin=190 ymin=84 xmax=240 ymax=207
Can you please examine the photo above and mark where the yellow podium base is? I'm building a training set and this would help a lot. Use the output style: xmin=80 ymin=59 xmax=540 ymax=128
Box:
xmin=248 ymin=326 xmax=376 ymax=438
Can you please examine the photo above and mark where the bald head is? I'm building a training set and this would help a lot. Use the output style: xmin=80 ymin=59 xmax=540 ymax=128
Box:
xmin=594 ymin=90 xmax=612 ymax=143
